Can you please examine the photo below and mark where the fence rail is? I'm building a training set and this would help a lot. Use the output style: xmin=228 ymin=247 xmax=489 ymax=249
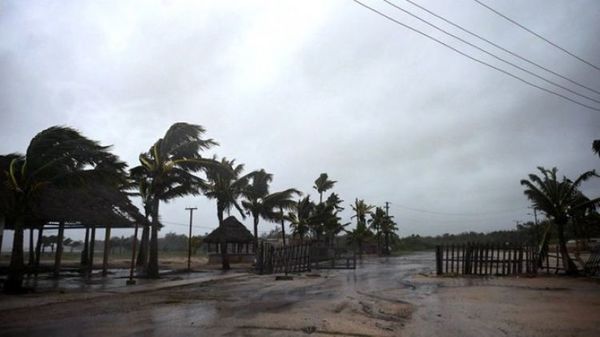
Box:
xmin=436 ymin=243 xmax=537 ymax=276
xmin=256 ymin=242 xmax=311 ymax=275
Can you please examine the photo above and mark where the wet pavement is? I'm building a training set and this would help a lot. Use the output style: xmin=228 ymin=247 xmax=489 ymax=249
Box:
xmin=0 ymin=253 xmax=436 ymax=337
xmin=2 ymin=252 xmax=599 ymax=337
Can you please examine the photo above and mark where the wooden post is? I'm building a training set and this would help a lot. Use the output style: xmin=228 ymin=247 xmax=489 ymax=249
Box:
xmin=436 ymin=246 xmax=443 ymax=275
xmin=53 ymin=222 xmax=65 ymax=278
xmin=128 ymin=222 xmax=139 ymax=285
xmin=88 ymin=224 xmax=96 ymax=277
xmin=34 ymin=225 xmax=44 ymax=275
xmin=81 ymin=226 xmax=89 ymax=267
xmin=102 ymin=225 xmax=111 ymax=276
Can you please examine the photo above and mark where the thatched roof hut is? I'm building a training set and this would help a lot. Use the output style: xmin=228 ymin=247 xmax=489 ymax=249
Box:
xmin=204 ymin=216 xmax=253 ymax=243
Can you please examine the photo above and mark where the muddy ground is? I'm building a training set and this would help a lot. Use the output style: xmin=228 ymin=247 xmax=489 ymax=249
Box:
xmin=1 ymin=252 xmax=599 ymax=337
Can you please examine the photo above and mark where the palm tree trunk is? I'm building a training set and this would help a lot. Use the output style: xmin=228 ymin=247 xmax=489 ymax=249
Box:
xmin=5 ymin=220 xmax=25 ymax=293
xmin=136 ymin=223 xmax=149 ymax=268
xmin=28 ymin=227 xmax=35 ymax=266
xmin=147 ymin=198 xmax=160 ymax=278
xmin=280 ymin=217 xmax=286 ymax=247
xmin=218 ymin=205 xmax=230 ymax=270
xmin=81 ymin=226 xmax=89 ymax=266
xmin=384 ymin=232 xmax=390 ymax=255
xmin=358 ymin=239 xmax=363 ymax=260
xmin=556 ymin=221 xmax=578 ymax=275
xmin=253 ymin=215 xmax=259 ymax=255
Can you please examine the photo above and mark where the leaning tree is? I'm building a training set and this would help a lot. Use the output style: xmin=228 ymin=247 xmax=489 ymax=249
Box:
xmin=131 ymin=122 xmax=217 ymax=278
xmin=0 ymin=126 xmax=127 ymax=292
xmin=520 ymin=167 xmax=598 ymax=275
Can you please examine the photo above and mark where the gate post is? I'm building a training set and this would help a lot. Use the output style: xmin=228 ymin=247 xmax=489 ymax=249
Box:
xmin=436 ymin=245 xmax=443 ymax=275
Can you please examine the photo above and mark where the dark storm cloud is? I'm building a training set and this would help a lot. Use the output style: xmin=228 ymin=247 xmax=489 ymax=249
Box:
xmin=1 ymin=0 xmax=599 ymax=243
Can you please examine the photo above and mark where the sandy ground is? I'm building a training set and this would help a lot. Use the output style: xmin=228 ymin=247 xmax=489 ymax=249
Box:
xmin=1 ymin=253 xmax=599 ymax=337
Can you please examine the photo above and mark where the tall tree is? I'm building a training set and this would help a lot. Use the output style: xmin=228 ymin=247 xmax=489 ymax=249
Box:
xmin=0 ymin=127 xmax=126 ymax=292
xmin=368 ymin=207 xmax=387 ymax=255
xmin=520 ymin=167 xmax=599 ymax=275
xmin=242 ymin=170 xmax=300 ymax=250
xmin=240 ymin=169 xmax=272 ymax=252
xmin=288 ymin=196 xmax=315 ymax=242
xmin=348 ymin=199 xmax=374 ymax=258
xmin=202 ymin=157 xmax=251 ymax=270
xmin=313 ymin=173 xmax=337 ymax=203
xmin=131 ymin=122 xmax=217 ymax=278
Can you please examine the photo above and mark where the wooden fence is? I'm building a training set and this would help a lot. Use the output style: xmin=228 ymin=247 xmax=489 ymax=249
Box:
xmin=310 ymin=244 xmax=356 ymax=270
xmin=584 ymin=246 xmax=600 ymax=276
xmin=256 ymin=242 xmax=311 ymax=275
xmin=436 ymin=243 xmax=537 ymax=276
xmin=537 ymin=244 xmax=564 ymax=274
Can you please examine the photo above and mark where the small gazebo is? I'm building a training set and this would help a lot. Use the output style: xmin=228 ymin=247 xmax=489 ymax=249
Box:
xmin=204 ymin=216 xmax=254 ymax=264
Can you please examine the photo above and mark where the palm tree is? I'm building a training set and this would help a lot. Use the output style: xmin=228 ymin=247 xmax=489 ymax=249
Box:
xmin=240 ymin=169 xmax=272 ymax=251
xmin=520 ymin=167 xmax=599 ymax=275
xmin=202 ymin=157 xmax=251 ymax=270
xmin=368 ymin=207 xmax=387 ymax=255
xmin=271 ymin=189 xmax=302 ymax=246
xmin=241 ymin=170 xmax=300 ymax=250
xmin=313 ymin=173 xmax=337 ymax=203
xmin=289 ymin=196 xmax=315 ymax=242
xmin=348 ymin=199 xmax=374 ymax=258
xmin=131 ymin=122 xmax=217 ymax=278
xmin=0 ymin=126 xmax=126 ymax=292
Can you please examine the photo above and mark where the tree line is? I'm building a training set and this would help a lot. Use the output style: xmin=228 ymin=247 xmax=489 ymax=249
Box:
xmin=0 ymin=122 xmax=399 ymax=293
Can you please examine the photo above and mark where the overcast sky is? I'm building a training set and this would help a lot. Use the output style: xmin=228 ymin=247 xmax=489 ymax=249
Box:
xmin=1 ymin=0 xmax=599 ymax=245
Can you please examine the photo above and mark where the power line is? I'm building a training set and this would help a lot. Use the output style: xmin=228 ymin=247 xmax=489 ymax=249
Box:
xmin=352 ymin=0 xmax=600 ymax=112
xmin=382 ymin=0 xmax=600 ymax=104
xmin=400 ymin=0 xmax=600 ymax=96
xmin=472 ymin=0 xmax=600 ymax=72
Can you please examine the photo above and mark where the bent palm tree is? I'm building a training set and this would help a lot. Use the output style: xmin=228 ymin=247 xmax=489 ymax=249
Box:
xmin=202 ymin=157 xmax=251 ymax=270
xmin=0 ymin=127 xmax=126 ymax=292
xmin=313 ymin=173 xmax=337 ymax=203
xmin=520 ymin=167 xmax=599 ymax=275
xmin=131 ymin=122 xmax=217 ymax=278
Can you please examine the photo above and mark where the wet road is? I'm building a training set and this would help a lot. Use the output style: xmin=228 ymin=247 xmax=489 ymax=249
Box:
xmin=0 ymin=253 xmax=436 ymax=337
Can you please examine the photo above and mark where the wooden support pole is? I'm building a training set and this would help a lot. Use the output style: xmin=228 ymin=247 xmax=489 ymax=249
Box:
xmin=88 ymin=225 xmax=96 ymax=277
xmin=53 ymin=222 xmax=65 ymax=278
xmin=102 ymin=225 xmax=111 ymax=277
xmin=128 ymin=222 xmax=140 ymax=285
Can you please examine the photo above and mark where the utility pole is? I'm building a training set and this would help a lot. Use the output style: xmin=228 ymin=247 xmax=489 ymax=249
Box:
xmin=383 ymin=201 xmax=390 ymax=255
xmin=185 ymin=207 xmax=197 ymax=271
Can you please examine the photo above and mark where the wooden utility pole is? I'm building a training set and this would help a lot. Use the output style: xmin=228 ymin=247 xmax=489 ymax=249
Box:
xmin=185 ymin=207 xmax=197 ymax=271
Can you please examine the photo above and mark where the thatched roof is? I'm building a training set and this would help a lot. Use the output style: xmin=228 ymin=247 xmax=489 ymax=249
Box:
xmin=28 ymin=184 xmax=144 ymax=229
xmin=204 ymin=216 xmax=253 ymax=243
